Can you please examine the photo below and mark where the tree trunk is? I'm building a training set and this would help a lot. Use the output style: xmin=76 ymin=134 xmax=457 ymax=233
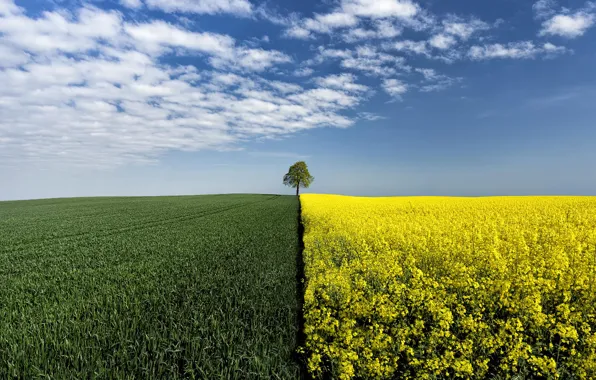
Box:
xmin=296 ymin=181 xmax=300 ymax=196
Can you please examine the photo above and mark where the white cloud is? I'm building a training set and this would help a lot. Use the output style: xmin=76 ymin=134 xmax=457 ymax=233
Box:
xmin=0 ymin=0 xmax=585 ymax=170
xmin=211 ymin=72 xmax=243 ymax=86
xmin=0 ymin=0 xmax=21 ymax=15
xmin=375 ymin=20 xmax=402 ymax=37
xmin=285 ymin=26 xmax=313 ymax=39
xmin=413 ymin=68 xmax=459 ymax=92
xmin=402 ymin=9 xmax=437 ymax=31
xmin=285 ymin=11 xmax=358 ymax=38
xmin=265 ymin=80 xmax=303 ymax=94
xmin=343 ymin=20 xmax=401 ymax=42
xmin=469 ymin=42 xmax=535 ymax=60
xmin=468 ymin=41 xmax=567 ymax=60
xmin=0 ymin=3 xmax=362 ymax=169
xmin=419 ymin=83 xmax=450 ymax=92
xmin=244 ymin=35 xmax=271 ymax=48
xmin=0 ymin=6 xmax=124 ymax=55
xmin=443 ymin=18 xmax=490 ymax=40
xmin=312 ymin=47 xmax=353 ymax=61
xmin=382 ymin=17 xmax=488 ymax=62
xmin=341 ymin=57 xmax=397 ymax=76
xmin=282 ymin=0 xmax=487 ymax=44
xmin=315 ymin=73 xmax=369 ymax=92
xmin=542 ymin=41 xmax=569 ymax=54
xmin=294 ymin=67 xmax=315 ymax=77
xmin=212 ymin=48 xmax=292 ymax=71
xmin=539 ymin=11 xmax=595 ymax=38
xmin=344 ymin=28 xmax=380 ymax=41
xmin=432 ymin=50 xmax=464 ymax=64
xmin=415 ymin=68 xmax=438 ymax=80
xmin=341 ymin=0 xmax=418 ymax=19
xmin=145 ymin=0 xmax=252 ymax=16
xmin=121 ymin=0 xmax=144 ymax=9
xmin=289 ymin=7 xmax=488 ymax=50
xmin=253 ymin=4 xmax=294 ymax=27
xmin=533 ymin=0 xmax=557 ymax=19
xmin=382 ymin=78 xmax=408 ymax=97
xmin=358 ymin=112 xmax=385 ymax=120
xmin=125 ymin=21 xmax=291 ymax=71
xmin=311 ymin=12 xmax=359 ymax=31
xmin=289 ymin=88 xmax=362 ymax=110
xmin=125 ymin=20 xmax=235 ymax=56
xmin=284 ymin=0 xmax=419 ymax=39
xmin=305 ymin=45 xmax=411 ymax=77
xmin=389 ymin=40 xmax=430 ymax=56
xmin=312 ymin=46 xmax=409 ymax=77
xmin=0 ymin=43 xmax=29 ymax=67
xmin=0 ymin=55 xmax=358 ymax=167
xmin=419 ymin=78 xmax=458 ymax=92
xmin=429 ymin=34 xmax=456 ymax=49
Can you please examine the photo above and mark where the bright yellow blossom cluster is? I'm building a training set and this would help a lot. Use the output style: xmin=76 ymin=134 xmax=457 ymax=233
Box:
xmin=300 ymin=194 xmax=596 ymax=379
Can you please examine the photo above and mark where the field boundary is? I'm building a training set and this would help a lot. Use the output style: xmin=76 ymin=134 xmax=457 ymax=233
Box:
xmin=294 ymin=198 xmax=311 ymax=380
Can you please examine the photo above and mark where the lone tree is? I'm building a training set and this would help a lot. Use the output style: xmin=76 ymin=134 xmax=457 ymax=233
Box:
xmin=283 ymin=161 xmax=314 ymax=196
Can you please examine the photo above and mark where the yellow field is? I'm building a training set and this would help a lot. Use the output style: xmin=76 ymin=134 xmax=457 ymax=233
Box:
xmin=300 ymin=194 xmax=596 ymax=379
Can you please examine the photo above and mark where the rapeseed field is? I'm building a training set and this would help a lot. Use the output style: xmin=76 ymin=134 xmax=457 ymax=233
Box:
xmin=300 ymin=195 xmax=596 ymax=379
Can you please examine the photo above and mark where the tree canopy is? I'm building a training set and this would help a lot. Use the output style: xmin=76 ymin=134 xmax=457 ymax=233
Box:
xmin=283 ymin=161 xmax=314 ymax=196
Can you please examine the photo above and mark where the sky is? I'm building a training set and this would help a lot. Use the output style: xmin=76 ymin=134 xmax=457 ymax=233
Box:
xmin=1 ymin=0 xmax=595 ymax=200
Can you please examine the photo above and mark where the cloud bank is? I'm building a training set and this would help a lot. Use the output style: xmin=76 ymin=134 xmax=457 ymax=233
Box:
xmin=0 ymin=0 xmax=588 ymax=169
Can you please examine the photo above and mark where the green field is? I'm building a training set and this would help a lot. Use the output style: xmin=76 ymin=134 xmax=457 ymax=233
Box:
xmin=0 ymin=195 xmax=303 ymax=379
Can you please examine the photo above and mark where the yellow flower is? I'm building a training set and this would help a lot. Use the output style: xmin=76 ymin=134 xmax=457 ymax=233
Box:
xmin=300 ymin=194 xmax=596 ymax=379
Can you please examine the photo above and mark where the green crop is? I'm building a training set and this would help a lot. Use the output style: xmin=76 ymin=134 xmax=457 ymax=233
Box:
xmin=0 ymin=194 xmax=303 ymax=379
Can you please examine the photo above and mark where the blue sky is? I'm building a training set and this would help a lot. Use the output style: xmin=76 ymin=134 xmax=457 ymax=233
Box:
xmin=1 ymin=0 xmax=595 ymax=200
